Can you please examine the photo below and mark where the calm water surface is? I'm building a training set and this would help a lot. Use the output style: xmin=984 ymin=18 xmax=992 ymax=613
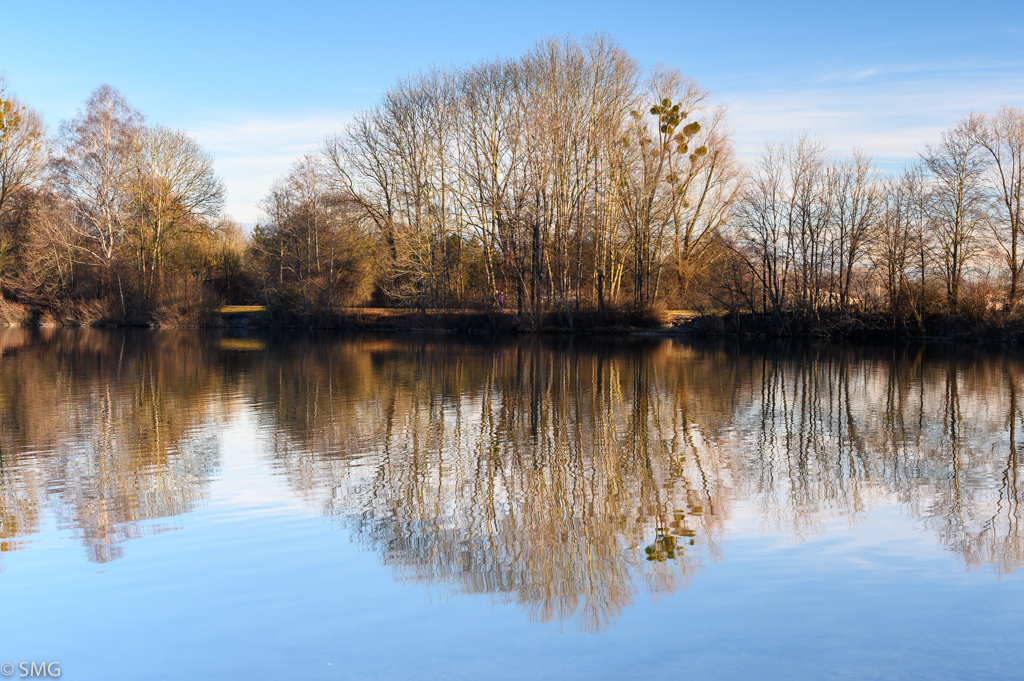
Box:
xmin=1 ymin=329 xmax=1022 ymax=679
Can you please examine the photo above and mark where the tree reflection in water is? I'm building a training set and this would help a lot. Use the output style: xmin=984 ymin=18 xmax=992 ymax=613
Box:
xmin=260 ymin=338 xmax=731 ymax=632
xmin=256 ymin=335 xmax=1024 ymax=628
xmin=0 ymin=330 xmax=1021 ymax=629
xmin=0 ymin=328 xmax=225 ymax=563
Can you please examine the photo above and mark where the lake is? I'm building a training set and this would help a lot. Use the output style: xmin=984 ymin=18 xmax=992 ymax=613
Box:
xmin=1 ymin=328 xmax=1022 ymax=680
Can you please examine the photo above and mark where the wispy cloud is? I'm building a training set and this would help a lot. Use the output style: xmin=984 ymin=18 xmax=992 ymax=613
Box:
xmin=850 ymin=68 xmax=879 ymax=81
xmin=722 ymin=60 xmax=1024 ymax=169
xmin=184 ymin=109 xmax=354 ymax=223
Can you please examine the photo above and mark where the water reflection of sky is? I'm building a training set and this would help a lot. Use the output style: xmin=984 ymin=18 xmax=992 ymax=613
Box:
xmin=1 ymin=329 xmax=1022 ymax=679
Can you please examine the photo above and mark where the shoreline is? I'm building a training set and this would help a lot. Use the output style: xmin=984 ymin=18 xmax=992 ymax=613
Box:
xmin=3 ymin=307 xmax=1022 ymax=344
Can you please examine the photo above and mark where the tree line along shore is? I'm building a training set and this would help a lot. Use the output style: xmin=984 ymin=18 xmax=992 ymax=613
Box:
xmin=1 ymin=35 xmax=1023 ymax=338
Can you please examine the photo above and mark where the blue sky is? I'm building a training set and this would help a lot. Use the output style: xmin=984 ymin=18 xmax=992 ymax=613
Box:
xmin=3 ymin=0 xmax=1023 ymax=222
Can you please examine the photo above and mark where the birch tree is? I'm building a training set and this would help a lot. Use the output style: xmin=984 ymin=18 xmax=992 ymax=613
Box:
xmin=52 ymin=85 xmax=143 ymax=309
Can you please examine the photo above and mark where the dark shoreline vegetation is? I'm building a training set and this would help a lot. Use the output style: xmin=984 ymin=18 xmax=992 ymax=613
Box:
xmin=1 ymin=36 xmax=1023 ymax=340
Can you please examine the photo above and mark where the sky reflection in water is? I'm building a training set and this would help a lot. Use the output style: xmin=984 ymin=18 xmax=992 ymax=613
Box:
xmin=0 ymin=328 xmax=1022 ymax=680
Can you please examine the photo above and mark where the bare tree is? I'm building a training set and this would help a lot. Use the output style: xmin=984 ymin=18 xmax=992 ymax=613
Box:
xmin=255 ymin=154 xmax=370 ymax=321
xmin=831 ymin=149 xmax=882 ymax=310
xmin=616 ymin=68 xmax=709 ymax=308
xmin=735 ymin=135 xmax=830 ymax=321
xmin=324 ymin=109 xmax=400 ymax=264
xmin=922 ymin=128 xmax=989 ymax=309
xmin=963 ymin=107 xmax=1024 ymax=310
xmin=323 ymin=35 xmax=735 ymax=320
xmin=666 ymin=107 xmax=742 ymax=305
xmin=872 ymin=174 xmax=918 ymax=323
xmin=0 ymin=77 xmax=47 ymax=222
xmin=51 ymin=85 xmax=144 ymax=312
xmin=127 ymin=125 xmax=224 ymax=302
xmin=787 ymin=136 xmax=832 ymax=313
xmin=735 ymin=140 xmax=790 ymax=317
xmin=452 ymin=56 xmax=532 ymax=309
xmin=0 ymin=78 xmax=48 ymax=294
